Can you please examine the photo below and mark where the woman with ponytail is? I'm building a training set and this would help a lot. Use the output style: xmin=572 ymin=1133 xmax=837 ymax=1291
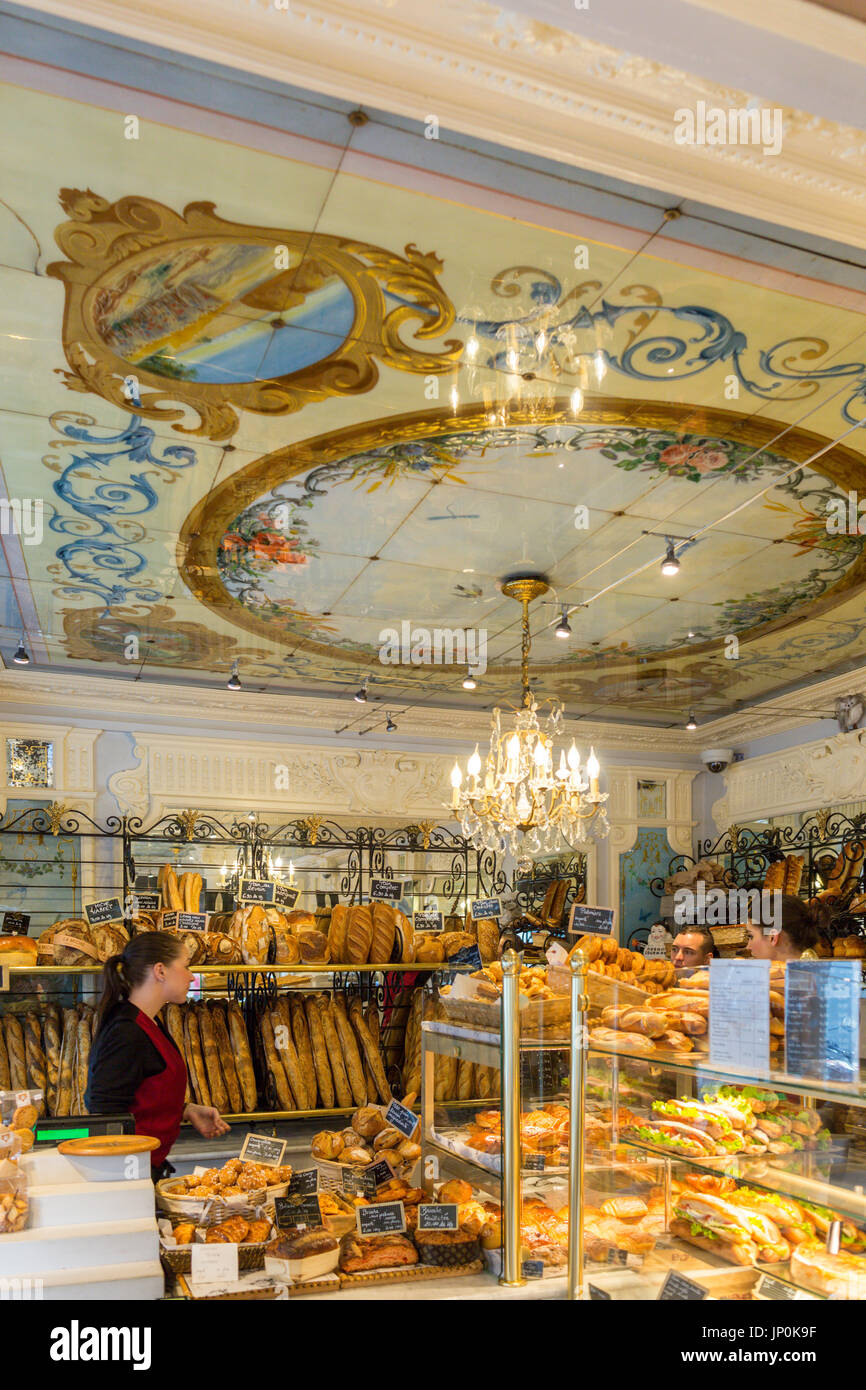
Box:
xmin=85 ymin=931 xmax=228 ymax=1177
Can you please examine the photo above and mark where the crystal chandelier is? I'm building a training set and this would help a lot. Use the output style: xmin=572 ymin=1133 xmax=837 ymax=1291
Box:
xmin=449 ymin=575 xmax=609 ymax=855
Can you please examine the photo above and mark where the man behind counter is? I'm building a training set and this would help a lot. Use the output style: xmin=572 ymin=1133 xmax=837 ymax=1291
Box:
xmin=670 ymin=926 xmax=717 ymax=970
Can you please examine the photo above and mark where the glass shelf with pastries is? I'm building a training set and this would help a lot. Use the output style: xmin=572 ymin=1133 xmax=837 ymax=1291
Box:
xmin=581 ymin=1042 xmax=866 ymax=1301
xmin=420 ymin=947 xmax=590 ymax=1288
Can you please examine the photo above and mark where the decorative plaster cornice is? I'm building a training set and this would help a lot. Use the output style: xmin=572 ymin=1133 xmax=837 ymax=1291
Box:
xmin=9 ymin=0 xmax=866 ymax=248
xmin=713 ymin=728 xmax=866 ymax=827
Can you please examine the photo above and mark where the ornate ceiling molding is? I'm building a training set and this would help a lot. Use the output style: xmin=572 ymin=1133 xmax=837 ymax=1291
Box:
xmin=13 ymin=0 xmax=866 ymax=248
xmin=713 ymin=728 xmax=866 ymax=827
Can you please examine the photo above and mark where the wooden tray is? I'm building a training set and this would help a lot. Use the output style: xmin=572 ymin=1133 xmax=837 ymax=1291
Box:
xmin=339 ymin=1258 xmax=484 ymax=1289
xmin=176 ymin=1273 xmax=287 ymax=1300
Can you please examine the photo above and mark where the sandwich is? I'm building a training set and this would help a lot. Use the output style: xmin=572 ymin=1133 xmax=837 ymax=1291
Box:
xmin=672 ymin=1191 xmax=790 ymax=1264
xmin=732 ymin=1188 xmax=814 ymax=1246
xmin=790 ymin=1241 xmax=866 ymax=1299
xmin=651 ymin=1099 xmax=736 ymax=1141
xmin=621 ymin=1120 xmax=715 ymax=1158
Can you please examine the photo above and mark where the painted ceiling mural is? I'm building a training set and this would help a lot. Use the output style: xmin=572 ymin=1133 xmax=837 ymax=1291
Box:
xmin=2 ymin=73 xmax=866 ymax=728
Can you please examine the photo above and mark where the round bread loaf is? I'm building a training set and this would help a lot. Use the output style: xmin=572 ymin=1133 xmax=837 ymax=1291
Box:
xmin=89 ymin=921 xmax=129 ymax=962
xmin=52 ymin=921 xmax=100 ymax=966
xmin=283 ymin=909 xmax=318 ymax=934
xmin=296 ymin=930 xmax=330 ymax=963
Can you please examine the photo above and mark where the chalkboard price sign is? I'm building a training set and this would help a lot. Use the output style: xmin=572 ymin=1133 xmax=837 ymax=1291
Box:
xmin=413 ymin=910 xmax=443 ymax=933
xmin=238 ymin=879 xmax=276 ymax=905
xmin=567 ymin=904 xmax=615 ymax=937
xmin=161 ymin=911 xmax=209 ymax=933
xmin=384 ymin=1098 xmax=419 ymax=1139
xmin=417 ymin=1204 xmax=458 ymax=1231
xmin=1 ymin=912 xmax=30 ymax=935
xmin=84 ymin=898 xmax=124 ymax=927
xmin=471 ymin=898 xmax=501 ymax=920
xmin=133 ymin=892 xmax=161 ymax=913
xmin=447 ymin=943 xmax=483 ymax=971
xmin=287 ymin=1167 xmax=319 ymax=1196
xmin=658 ymin=1271 xmax=708 ymax=1301
xmin=370 ymin=879 xmax=402 ymax=901
xmin=275 ymin=1194 xmax=322 ymax=1230
xmin=357 ymin=1201 xmax=405 ymax=1236
xmin=365 ymin=1157 xmax=396 ymax=1190
xmin=340 ymin=1167 xmax=377 ymax=1198
xmin=239 ymin=1133 xmax=287 ymax=1168
xmin=274 ymin=884 xmax=299 ymax=910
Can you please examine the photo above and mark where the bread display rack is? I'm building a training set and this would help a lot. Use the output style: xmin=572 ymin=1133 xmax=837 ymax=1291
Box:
xmin=0 ymin=806 xmax=508 ymax=1124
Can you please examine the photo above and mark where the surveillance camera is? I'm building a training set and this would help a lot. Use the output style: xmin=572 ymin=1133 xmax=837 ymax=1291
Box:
xmin=701 ymin=748 xmax=734 ymax=774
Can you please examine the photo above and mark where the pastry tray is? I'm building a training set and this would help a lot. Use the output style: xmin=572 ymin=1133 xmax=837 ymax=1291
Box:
xmin=176 ymin=1272 xmax=288 ymax=1300
xmin=433 ymin=1127 xmax=568 ymax=1177
xmin=338 ymin=1258 xmax=484 ymax=1289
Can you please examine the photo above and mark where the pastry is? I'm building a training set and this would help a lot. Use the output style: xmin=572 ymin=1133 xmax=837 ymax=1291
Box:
xmin=370 ymin=902 xmax=396 ymax=963
xmin=244 ymin=1218 xmax=272 ymax=1244
xmin=305 ymin=994 xmax=336 ymax=1109
xmin=346 ymin=905 xmax=374 ymax=966
xmin=206 ymin=1216 xmax=250 ymax=1243
xmin=414 ymin=1227 xmax=481 ymax=1266
xmin=197 ymin=1005 xmax=229 ymax=1113
xmin=332 ymin=996 xmax=368 ymax=1107
xmin=439 ymin=1178 xmax=473 ymax=1204
xmin=171 ymin=1221 xmax=196 ymax=1245
xmin=317 ymin=997 xmax=353 ymax=1109
xmin=339 ymin=1232 xmax=418 ymax=1273
xmin=226 ymin=1002 xmax=257 ymax=1112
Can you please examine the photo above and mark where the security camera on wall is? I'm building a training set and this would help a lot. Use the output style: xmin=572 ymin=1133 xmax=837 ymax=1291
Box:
xmin=701 ymin=748 xmax=735 ymax=774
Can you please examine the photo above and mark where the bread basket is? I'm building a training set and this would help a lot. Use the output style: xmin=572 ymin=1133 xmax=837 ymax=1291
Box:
xmin=156 ymin=1176 xmax=290 ymax=1216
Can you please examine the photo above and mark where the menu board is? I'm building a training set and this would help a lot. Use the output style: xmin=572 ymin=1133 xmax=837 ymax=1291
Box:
xmin=470 ymin=898 xmax=501 ymax=920
xmin=1 ymin=912 xmax=30 ymax=935
xmin=161 ymin=911 xmax=209 ymax=933
xmin=239 ymin=1133 xmax=287 ymax=1167
xmin=84 ymin=897 xmax=124 ymax=926
xmin=417 ymin=1204 xmax=458 ymax=1231
xmin=567 ymin=904 xmax=615 ymax=937
xmin=709 ymin=958 xmax=770 ymax=1072
xmin=413 ymin=910 xmax=443 ymax=933
xmin=274 ymin=884 xmax=299 ymax=909
xmin=287 ymin=1168 xmax=319 ymax=1196
xmin=357 ymin=1201 xmax=405 ymax=1235
xmin=238 ymin=879 xmax=276 ymax=905
xmin=275 ymin=1194 xmax=322 ymax=1230
xmin=785 ymin=961 xmax=860 ymax=1083
xmin=384 ymin=1098 xmax=418 ymax=1139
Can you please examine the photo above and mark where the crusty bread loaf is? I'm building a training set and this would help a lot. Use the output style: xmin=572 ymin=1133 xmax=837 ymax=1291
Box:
xmin=370 ymin=903 xmax=396 ymax=963
xmin=346 ymin=905 xmax=373 ymax=965
xmin=210 ymin=1003 xmax=242 ymax=1113
xmin=327 ymin=904 xmax=349 ymax=963
xmin=332 ymin=995 xmax=367 ymax=1107
xmin=24 ymin=1012 xmax=47 ymax=1115
xmin=197 ymin=1004 xmax=229 ymax=1113
xmin=165 ymin=1004 xmax=191 ymax=1105
xmin=304 ymin=995 xmax=335 ymax=1109
xmin=227 ymin=1002 xmax=257 ymax=1112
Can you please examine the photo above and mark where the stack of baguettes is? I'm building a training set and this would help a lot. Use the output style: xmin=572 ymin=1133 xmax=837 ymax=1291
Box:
xmin=166 ymin=992 xmax=396 ymax=1115
xmin=1 ymin=1004 xmax=96 ymax=1118
xmin=400 ymin=990 xmax=500 ymax=1104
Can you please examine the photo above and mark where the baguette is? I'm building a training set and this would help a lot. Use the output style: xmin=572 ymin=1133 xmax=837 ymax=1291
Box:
xmin=166 ymin=867 xmax=183 ymax=911
xmin=270 ymin=1003 xmax=308 ymax=1110
xmin=41 ymin=1007 xmax=61 ymax=1114
xmin=348 ymin=997 xmax=391 ymax=1102
xmin=184 ymin=1007 xmax=211 ymax=1108
xmin=317 ymin=997 xmax=353 ymax=1109
xmin=165 ymin=1004 xmax=191 ymax=1105
xmin=304 ymin=994 xmax=336 ymax=1109
xmin=260 ymin=1007 xmax=295 ymax=1111
xmin=0 ymin=1016 xmax=10 ymax=1090
xmin=56 ymin=1008 xmax=79 ymax=1117
xmin=289 ymin=996 xmax=318 ymax=1110
xmin=24 ymin=1012 xmax=47 ymax=1116
xmin=433 ymin=1001 xmax=458 ymax=1101
xmin=332 ymin=995 xmax=368 ymax=1106
xmin=4 ymin=1015 xmax=27 ymax=1092
xmin=76 ymin=1013 xmax=91 ymax=1115
xmin=210 ymin=1003 xmax=242 ymax=1114
xmin=227 ymin=1001 xmax=258 ymax=1112
xmin=457 ymin=1056 xmax=475 ymax=1101
xmin=197 ymin=1004 xmax=229 ymax=1113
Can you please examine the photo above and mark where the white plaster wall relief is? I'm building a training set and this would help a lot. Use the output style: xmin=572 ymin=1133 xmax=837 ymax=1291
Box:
xmin=713 ymin=730 xmax=866 ymax=827
xmin=106 ymin=743 xmax=150 ymax=819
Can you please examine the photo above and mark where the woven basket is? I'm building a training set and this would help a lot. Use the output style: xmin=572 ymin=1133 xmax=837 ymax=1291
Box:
xmin=156 ymin=1178 xmax=289 ymax=1217
xmin=160 ymin=1240 xmax=268 ymax=1275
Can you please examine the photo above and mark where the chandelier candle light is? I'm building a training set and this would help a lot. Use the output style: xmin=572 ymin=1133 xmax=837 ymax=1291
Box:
xmin=449 ymin=575 xmax=609 ymax=854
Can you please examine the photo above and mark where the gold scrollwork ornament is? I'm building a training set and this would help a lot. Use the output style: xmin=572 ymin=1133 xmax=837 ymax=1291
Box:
xmin=48 ymin=190 xmax=461 ymax=440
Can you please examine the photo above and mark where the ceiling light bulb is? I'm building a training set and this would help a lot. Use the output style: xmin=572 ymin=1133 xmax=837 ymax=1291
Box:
xmin=567 ymin=741 xmax=580 ymax=771
xmin=450 ymin=386 xmax=459 ymax=412
xmin=555 ymin=605 xmax=571 ymax=639
xmin=12 ymin=637 xmax=30 ymax=666
xmin=686 ymin=712 xmax=697 ymax=730
xmin=506 ymin=733 xmax=520 ymax=761
xmin=227 ymin=661 xmax=241 ymax=690
xmin=570 ymin=387 xmax=583 ymax=415
xmin=465 ymin=334 xmax=479 ymax=360
xmin=386 ymin=714 xmax=397 ymax=732
xmin=661 ymin=542 xmax=680 ymax=577
xmin=535 ymin=330 xmax=547 ymax=353
xmin=468 ymin=746 xmax=482 ymax=777
xmin=516 ymin=790 xmax=532 ymax=821
xmin=354 ymin=680 xmax=368 ymax=703
xmin=462 ymin=672 xmax=477 ymax=690
xmin=587 ymin=748 xmax=600 ymax=780
xmin=450 ymin=762 xmax=463 ymax=789
xmin=533 ymin=739 xmax=547 ymax=766
xmin=274 ymin=856 xmax=282 ymax=869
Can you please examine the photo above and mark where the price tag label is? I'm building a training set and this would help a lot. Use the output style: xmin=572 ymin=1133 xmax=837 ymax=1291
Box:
xmin=357 ymin=1201 xmax=405 ymax=1236
xmin=190 ymin=1242 xmax=238 ymax=1287
xmin=657 ymin=1270 xmax=707 ymax=1301
xmin=417 ymin=1204 xmax=458 ymax=1231
xmin=522 ymin=1259 xmax=544 ymax=1279
xmin=471 ymin=898 xmax=501 ymax=920
xmin=384 ymin=1098 xmax=418 ymax=1140
xmin=287 ymin=1168 xmax=319 ymax=1196
xmin=274 ymin=884 xmax=299 ymax=909
xmin=523 ymin=1154 xmax=546 ymax=1172
xmin=589 ymin=1283 xmax=611 ymax=1300
xmin=340 ymin=1167 xmax=377 ymax=1198
xmin=365 ymin=1157 xmax=396 ymax=1190
xmin=1 ymin=912 xmax=30 ymax=935
xmin=567 ymin=904 xmax=615 ymax=937
xmin=239 ymin=1133 xmax=287 ymax=1168
xmin=756 ymin=1273 xmax=807 ymax=1301
xmin=413 ymin=910 xmax=443 ymax=933
xmin=546 ymin=941 xmax=568 ymax=967
xmin=161 ymin=911 xmax=209 ymax=933
xmin=274 ymin=1194 xmax=322 ymax=1230
xmin=84 ymin=897 xmax=124 ymax=926
xmin=446 ymin=943 xmax=483 ymax=970
xmin=238 ymin=879 xmax=276 ymax=905
xmin=131 ymin=892 xmax=161 ymax=913
xmin=370 ymin=879 xmax=402 ymax=901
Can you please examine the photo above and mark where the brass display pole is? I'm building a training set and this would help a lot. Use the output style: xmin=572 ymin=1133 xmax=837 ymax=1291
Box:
xmin=500 ymin=948 xmax=525 ymax=1287
xmin=567 ymin=950 xmax=589 ymax=1300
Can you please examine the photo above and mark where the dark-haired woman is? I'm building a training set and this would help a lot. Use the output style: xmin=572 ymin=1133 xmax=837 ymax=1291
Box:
xmin=85 ymin=931 xmax=229 ymax=1178
xmin=745 ymin=894 xmax=819 ymax=961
